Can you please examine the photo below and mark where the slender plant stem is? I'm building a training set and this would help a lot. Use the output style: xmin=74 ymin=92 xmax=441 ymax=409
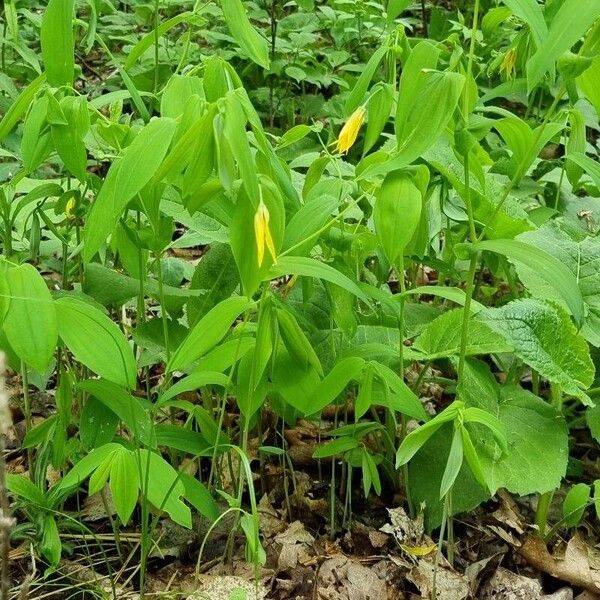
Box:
xmin=21 ymin=361 xmax=33 ymax=479
xmin=153 ymin=0 xmax=160 ymax=94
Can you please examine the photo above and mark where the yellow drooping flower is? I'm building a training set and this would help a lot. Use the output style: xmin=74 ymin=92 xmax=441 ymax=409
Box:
xmin=254 ymin=200 xmax=277 ymax=267
xmin=336 ymin=106 xmax=366 ymax=154
xmin=500 ymin=48 xmax=517 ymax=80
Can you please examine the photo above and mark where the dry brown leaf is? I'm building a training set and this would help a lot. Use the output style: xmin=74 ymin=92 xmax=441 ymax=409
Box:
xmin=519 ymin=534 xmax=600 ymax=594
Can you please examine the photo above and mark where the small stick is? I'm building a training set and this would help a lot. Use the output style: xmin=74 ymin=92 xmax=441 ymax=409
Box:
xmin=0 ymin=353 xmax=15 ymax=600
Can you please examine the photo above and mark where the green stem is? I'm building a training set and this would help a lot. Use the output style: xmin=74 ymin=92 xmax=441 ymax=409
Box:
xmin=21 ymin=362 xmax=33 ymax=480
xmin=155 ymin=255 xmax=171 ymax=363
xmin=153 ymin=0 xmax=160 ymax=94
xmin=457 ymin=254 xmax=477 ymax=381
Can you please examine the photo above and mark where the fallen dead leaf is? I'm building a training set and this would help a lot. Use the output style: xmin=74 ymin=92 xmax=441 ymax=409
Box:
xmin=519 ymin=534 xmax=600 ymax=594
xmin=406 ymin=560 xmax=469 ymax=600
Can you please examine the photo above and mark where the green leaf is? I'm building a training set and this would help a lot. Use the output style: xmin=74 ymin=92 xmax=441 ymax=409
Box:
xmin=0 ymin=74 xmax=46 ymax=142
xmin=460 ymin=360 xmax=569 ymax=496
xmin=283 ymin=195 xmax=340 ymax=254
xmin=345 ymin=45 xmax=388 ymax=114
xmin=363 ymin=82 xmax=394 ymax=154
xmin=52 ymin=443 xmax=122 ymax=499
xmin=503 ymin=0 xmax=547 ymax=47
xmin=480 ymin=299 xmax=594 ymax=402
xmin=221 ymin=0 xmax=269 ymax=69
xmin=138 ymin=449 xmax=191 ymax=528
xmin=167 ymin=296 xmax=253 ymax=372
xmin=55 ymin=296 xmax=137 ymax=389
xmin=41 ymin=515 xmax=61 ymax=566
xmin=157 ymin=371 xmax=231 ymax=406
xmin=40 ymin=0 xmax=75 ymax=86
xmin=6 ymin=474 xmax=47 ymax=506
xmin=180 ymin=473 xmax=220 ymax=521
xmin=305 ymin=356 xmax=365 ymax=415
xmin=526 ymin=0 xmax=600 ymax=92
xmin=568 ymin=152 xmax=600 ymax=191
xmin=515 ymin=223 xmax=600 ymax=346
xmin=83 ymin=118 xmax=177 ymax=261
xmin=413 ymin=309 xmax=511 ymax=360
xmin=78 ymin=379 xmax=154 ymax=445
xmin=110 ymin=448 xmax=139 ymax=525
xmin=563 ymin=483 xmax=590 ymax=528
xmin=466 ymin=238 xmax=585 ymax=327
xmin=408 ymin=422 xmax=488 ymax=530
xmin=387 ymin=0 xmax=412 ymax=22
xmin=268 ymin=257 xmax=370 ymax=304
xmin=374 ymin=170 xmax=423 ymax=264
xmin=155 ymin=424 xmax=212 ymax=456
xmin=313 ymin=436 xmax=359 ymax=459
xmin=440 ymin=426 xmax=463 ymax=499
xmin=396 ymin=402 xmax=463 ymax=467
xmin=372 ymin=362 xmax=428 ymax=421
xmin=3 ymin=263 xmax=57 ymax=373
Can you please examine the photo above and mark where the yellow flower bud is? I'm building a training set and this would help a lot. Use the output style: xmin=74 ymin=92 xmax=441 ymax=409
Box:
xmin=336 ymin=106 xmax=366 ymax=154
xmin=253 ymin=200 xmax=277 ymax=267
xmin=65 ymin=197 xmax=76 ymax=218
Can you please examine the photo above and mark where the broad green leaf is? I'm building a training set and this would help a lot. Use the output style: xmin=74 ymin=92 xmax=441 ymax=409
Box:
xmin=0 ymin=73 xmax=46 ymax=141
xmin=155 ymin=424 xmax=212 ymax=455
xmin=180 ymin=473 xmax=220 ymax=521
xmin=138 ymin=449 xmax=191 ymax=528
xmin=83 ymin=118 xmax=177 ymax=261
xmin=563 ymin=483 xmax=590 ymax=527
xmin=167 ymin=296 xmax=253 ymax=372
xmin=480 ymin=299 xmax=594 ymax=402
xmin=52 ymin=443 xmax=122 ymax=498
xmin=305 ymin=356 xmax=365 ymax=415
xmin=157 ymin=371 xmax=231 ymax=406
xmin=6 ymin=474 xmax=47 ymax=506
xmin=374 ymin=170 xmax=422 ymax=264
xmin=526 ymin=0 xmax=600 ymax=92
xmin=78 ymin=379 xmax=154 ymax=445
xmin=268 ymin=256 xmax=369 ymax=303
xmin=345 ymin=44 xmax=388 ymax=114
xmin=502 ymin=0 xmax=547 ymax=47
xmin=364 ymin=70 xmax=465 ymax=178
xmin=283 ymin=194 xmax=340 ymax=254
xmin=466 ymin=238 xmax=585 ymax=327
xmin=3 ymin=263 xmax=57 ymax=373
xmin=221 ymin=0 xmax=269 ymax=69
xmin=493 ymin=117 xmax=564 ymax=184
xmin=413 ymin=309 xmax=511 ymax=360
xmin=372 ymin=362 xmax=428 ymax=421
xmin=577 ymin=56 xmax=600 ymax=116
xmin=386 ymin=0 xmax=412 ymax=22
xmin=110 ymin=448 xmax=139 ymax=525
xmin=395 ymin=41 xmax=440 ymax=137
xmin=21 ymin=96 xmax=53 ymax=173
xmin=568 ymin=152 xmax=600 ymax=190
xmin=276 ymin=307 xmax=322 ymax=374
xmin=188 ymin=244 xmax=239 ymax=325
xmin=40 ymin=0 xmax=75 ymax=86
xmin=515 ymin=223 xmax=600 ymax=346
xmin=41 ymin=515 xmax=61 ymax=566
xmin=363 ymin=82 xmax=394 ymax=154
xmin=313 ymin=436 xmax=359 ymax=459
xmin=55 ymin=296 xmax=137 ymax=389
